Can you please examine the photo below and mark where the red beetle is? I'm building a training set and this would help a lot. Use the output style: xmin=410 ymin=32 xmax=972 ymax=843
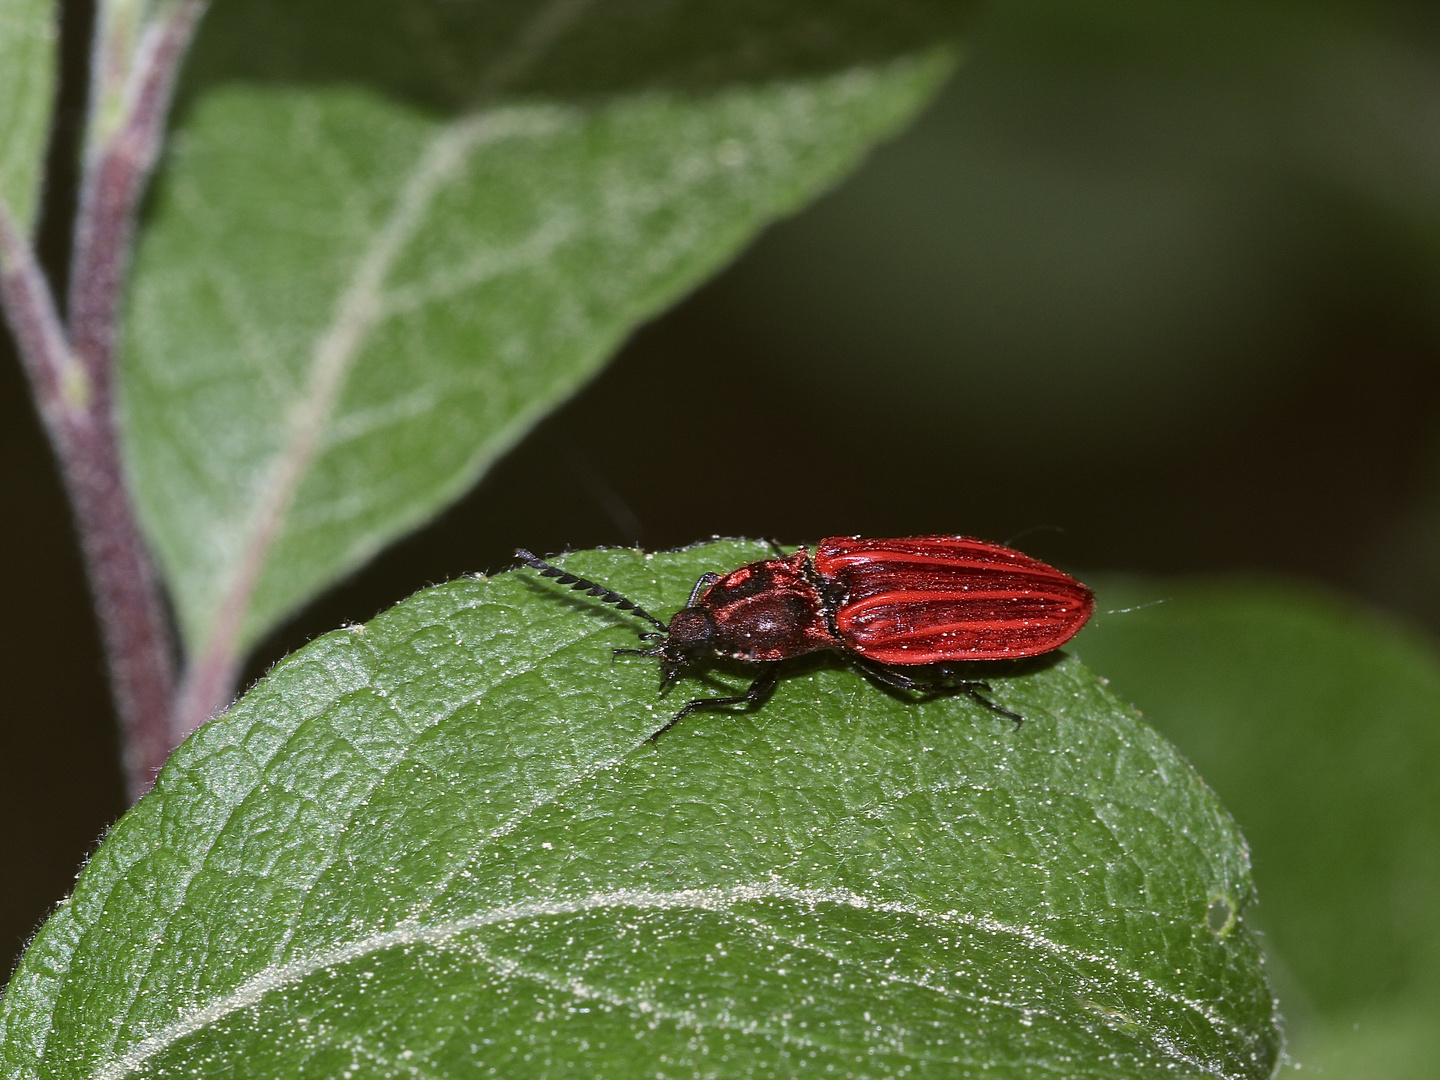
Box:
xmin=516 ymin=536 xmax=1093 ymax=738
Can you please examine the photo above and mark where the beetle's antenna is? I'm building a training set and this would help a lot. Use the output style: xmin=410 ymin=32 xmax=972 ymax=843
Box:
xmin=515 ymin=549 xmax=668 ymax=632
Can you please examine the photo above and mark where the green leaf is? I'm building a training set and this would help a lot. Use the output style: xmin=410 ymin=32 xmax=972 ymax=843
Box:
xmin=0 ymin=0 xmax=56 ymax=232
xmin=121 ymin=1 xmax=967 ymax=660
xmin=1073 ymin=576 xmax=1440 ymax=1080
xmin=0 ymin=543 xmax=1278 ymax=1079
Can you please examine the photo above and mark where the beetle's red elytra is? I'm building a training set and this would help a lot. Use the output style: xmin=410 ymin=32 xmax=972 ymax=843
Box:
xmin=516 ymin=536 xmax=1094 ymax=739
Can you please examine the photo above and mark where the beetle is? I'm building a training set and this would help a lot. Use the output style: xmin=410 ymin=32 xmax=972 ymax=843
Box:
xmin=516 ymin=536 xmax=1094 ymax=739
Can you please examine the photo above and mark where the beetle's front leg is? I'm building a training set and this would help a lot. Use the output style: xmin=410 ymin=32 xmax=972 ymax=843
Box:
xmin=647 ymin=666 xmax=782 ymax=742
xmin=685 ymin=571 xmax=722 ymax=608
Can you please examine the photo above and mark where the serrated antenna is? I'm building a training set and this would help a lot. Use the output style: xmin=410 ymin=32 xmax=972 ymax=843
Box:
xmin=515 ymin=549 xmax=668 ymax=633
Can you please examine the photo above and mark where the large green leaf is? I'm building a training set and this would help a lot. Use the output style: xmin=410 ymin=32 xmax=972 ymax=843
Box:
xmin=1073 ymin=576 xmax=1440 ymax=1080
xmin=121 ymin=1 xmax=967 ymax=661
xmin=0 ymin=0 xmax=56 ymax=232
xmin=0 ymin=543 xmax=1278 ymax=1078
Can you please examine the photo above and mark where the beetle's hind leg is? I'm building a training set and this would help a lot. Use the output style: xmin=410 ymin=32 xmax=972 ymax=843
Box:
xmin=853 ymin=659 xmax=1026 ymax=730
xmin=958 ymin=684 xmax=1026 ymax=730
xmin=648 ymin=666 xmax=782 ymax=742
xmin=851 ymin=659 xmax=926 ymax=694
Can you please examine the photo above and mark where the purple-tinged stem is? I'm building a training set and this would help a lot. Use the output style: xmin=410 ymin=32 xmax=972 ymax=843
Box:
xmin=68 ymin=1 xmax=205 ymax=395
xmin=58 ymin=1 xmax=207 ymax=799
xmin=0 ymin=201 xmax=175 ymax=802
xmin=0 ymin=0 xmax=208 ymax=800
xmin=64 ymin=1 xmax=208 ymax=798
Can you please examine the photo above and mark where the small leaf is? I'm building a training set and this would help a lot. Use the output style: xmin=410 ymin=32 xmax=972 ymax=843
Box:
xmin=121 ymin=2 xmax=966 ymax=660
xmin=0 ymin=0 xmax=56 ymax=232
xmin=1074 ymin=575 xmax=1440 ymax=1079
xmin=0 ymin=544 xmax=1278 ymax=1079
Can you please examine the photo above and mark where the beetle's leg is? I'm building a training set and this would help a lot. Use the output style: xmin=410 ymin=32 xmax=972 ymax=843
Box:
xmin=648 ymin=666 xmax=782 ymax=742
xmin=685 ymin=571 xmax=723 ymax=608
xmin=853 ymin=660 xmax=1026 ymax=730
xmin=851 ymin=658 xmax=926 ymax=693
xmin=764 ymin=538 xmax=789 ymax=557
xmin=613 ymin=645 xmax=664 ymax=660
xmin=959 ymin=685 xmax=1026 ymax=731
xmin=929 ymin=666 xmax=1023 ymax=726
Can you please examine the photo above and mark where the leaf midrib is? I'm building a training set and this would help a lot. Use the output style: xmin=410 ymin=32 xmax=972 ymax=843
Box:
xmin=188 ymin=106 xmax=573 ymax=661
xmin=177 ymin=0 xmax=601 ymax=661
xmin=88 ymin=883 xmax=1236 ymax=1080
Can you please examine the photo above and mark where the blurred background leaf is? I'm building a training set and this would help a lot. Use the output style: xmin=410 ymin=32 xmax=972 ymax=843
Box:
xmin=0 ymin=0 xmax=55 ymax=234
xmin=122 ymin=0 xmax=970 ymax=658
xmin=1075 ymin=576 xmax=1440 ymax=1080
xmin=0 ymin=545 xmax=1280 ymax=1079
xmin=711 ymin=0 xmax=1440 ymax=449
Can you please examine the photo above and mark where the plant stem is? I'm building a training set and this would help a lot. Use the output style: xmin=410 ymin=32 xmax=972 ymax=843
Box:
xmin=66 ymin=0 xmax=206 ymax=798
xmin=0 ymin=0 xmax=207 ymax=800
xmin=69 ymin=0 xmax=205 ymax=402
xmin=1 ymin=200 xmax=174 ymax=802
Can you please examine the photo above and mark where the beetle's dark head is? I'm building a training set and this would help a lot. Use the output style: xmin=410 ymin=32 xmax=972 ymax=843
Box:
xmin=617 ymin=606 xmax=716 ymax=687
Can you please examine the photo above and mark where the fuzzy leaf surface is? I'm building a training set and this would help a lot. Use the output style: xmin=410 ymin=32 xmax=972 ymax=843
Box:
xmin=0 ymin=0 xmax=55 ymax=232
xmin=0 ymin=543 xmax=1278 ymax=1079
xmin=1074 ymin=575 xmax=1440 ymax=1080
xmin=121 ymin=1 xmax=966 ymax=656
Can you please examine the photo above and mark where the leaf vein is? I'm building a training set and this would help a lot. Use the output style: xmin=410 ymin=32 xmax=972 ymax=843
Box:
xmin=89 ymin=883 xmax=1237 ymax=1080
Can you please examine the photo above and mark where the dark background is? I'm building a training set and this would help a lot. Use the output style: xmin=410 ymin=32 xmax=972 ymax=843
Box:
xmin=7 ymin=0 xmax=1440 ymax=974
